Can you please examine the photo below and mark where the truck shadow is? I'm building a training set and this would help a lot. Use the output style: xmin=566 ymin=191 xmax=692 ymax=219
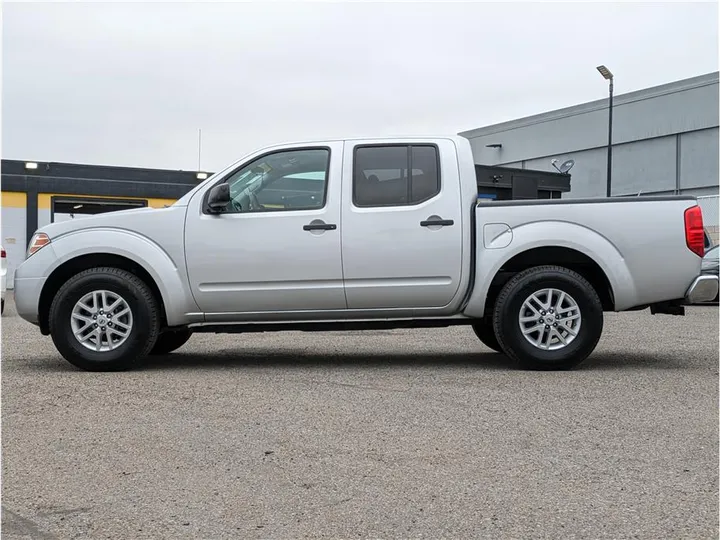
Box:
xmin=136 ymin=349 xmax=689 ymax=372
xmin=141 ymin=350 xmax=513 ymax=371
xmin=11 ymin=348 xmax=693 ymax=374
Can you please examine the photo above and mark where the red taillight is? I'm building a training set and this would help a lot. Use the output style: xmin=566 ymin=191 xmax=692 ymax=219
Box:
xmin=0 ymin=249 xmax=5 ymax=258
xmin=684 ymin=205 xmax=705 ymax=258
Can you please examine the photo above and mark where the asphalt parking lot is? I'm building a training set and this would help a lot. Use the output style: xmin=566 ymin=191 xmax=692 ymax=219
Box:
xmin=1 ymin=295 xmax=718 ymax=540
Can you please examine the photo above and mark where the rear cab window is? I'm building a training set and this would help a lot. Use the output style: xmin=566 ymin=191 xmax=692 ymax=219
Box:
xmin=352 ymin=145 xmax=440 ymax=207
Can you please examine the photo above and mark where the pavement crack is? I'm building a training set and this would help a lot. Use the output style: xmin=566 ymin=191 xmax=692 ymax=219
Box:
xmin=36 ymin=506 xmax=94 ymax=517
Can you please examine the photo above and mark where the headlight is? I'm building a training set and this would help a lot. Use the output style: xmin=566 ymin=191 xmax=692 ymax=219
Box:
xmin=27 ymin=232 xmax=50 ymax=258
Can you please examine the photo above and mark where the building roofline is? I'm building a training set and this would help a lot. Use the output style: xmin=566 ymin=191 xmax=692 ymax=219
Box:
xmin=0 ymin=157 xmax=207 ymax=175
xmin=459 ymin=71 xmax=719 ymax=138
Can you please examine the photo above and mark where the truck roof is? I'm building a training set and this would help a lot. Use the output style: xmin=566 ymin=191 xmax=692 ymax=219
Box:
xmin=249 ymin=134 xmax=469 ymax=149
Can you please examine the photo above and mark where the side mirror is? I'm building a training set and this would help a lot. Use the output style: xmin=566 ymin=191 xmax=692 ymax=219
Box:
xmin=207 ymin=183 xmax=230 ymax=213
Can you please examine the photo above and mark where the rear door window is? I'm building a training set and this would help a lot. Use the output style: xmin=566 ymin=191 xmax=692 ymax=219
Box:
xmin=353 ymin=145 xmax=440 ymax=207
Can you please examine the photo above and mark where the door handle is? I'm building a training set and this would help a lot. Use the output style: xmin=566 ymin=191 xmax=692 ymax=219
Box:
xmin=303 ymin=222 xmax=337 ymax=231
xmin=420 ymin=218 xmax=454 ymax=227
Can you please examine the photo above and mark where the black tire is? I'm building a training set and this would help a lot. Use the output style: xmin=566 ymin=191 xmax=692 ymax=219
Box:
xmin=492 ymin=265 xmax=603 ymax=371
xmin=149 ymin=330 xmax=192 ymax=355
xmin=1 ymin=298 xmax=4 ymax=315
xmin=471 ymin=320 xmax=502 ymax=352
xmin=49 ymin=267 xmax=160 ymax=372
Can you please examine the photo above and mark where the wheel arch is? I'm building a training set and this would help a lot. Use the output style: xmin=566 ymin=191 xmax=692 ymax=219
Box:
xmin=39 ymin=253 xmax=164 ymax=334
xmin=464 ymin=240 xmax=631 ymax=319
xmin=37 ymin=230 xmax=200 ymax=334
xmin=484 ymin=246 xmax=615 ymax=316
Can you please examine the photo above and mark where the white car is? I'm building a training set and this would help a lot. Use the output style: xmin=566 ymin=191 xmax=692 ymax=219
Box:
xmin=1 ymin=245 xmax=6 ymax=314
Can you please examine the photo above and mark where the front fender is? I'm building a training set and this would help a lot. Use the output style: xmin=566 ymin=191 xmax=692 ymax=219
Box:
xmin=46 ymin=228 xmax=201 ymax=326
xmin=463 ymin=220 xmax=638 ymax=318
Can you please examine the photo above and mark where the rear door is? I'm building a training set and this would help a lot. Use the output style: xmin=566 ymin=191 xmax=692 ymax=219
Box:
xmin=340 ymin=139 xmax=463 ymax=310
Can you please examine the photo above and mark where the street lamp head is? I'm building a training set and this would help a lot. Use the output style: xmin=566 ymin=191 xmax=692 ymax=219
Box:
xmin=596 ymin=65 xmax=613 ymax=80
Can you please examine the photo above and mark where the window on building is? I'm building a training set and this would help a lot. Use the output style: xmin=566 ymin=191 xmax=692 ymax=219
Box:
xmin=353 ymin=145 xmax=440 ymax=207
xmin=51 ymin=197 xmax=147 ymax=223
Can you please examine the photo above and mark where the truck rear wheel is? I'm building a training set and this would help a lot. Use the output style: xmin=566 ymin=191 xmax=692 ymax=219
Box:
xmin=470 ymin=320 xmax=501 ymax=352
xmin=149 ymin=329 xmax=192 ymax=355
xmin=48 ymin=267 xmax=160 ymax=372
xmin=492 ymin=265 xmax=603 ymax=370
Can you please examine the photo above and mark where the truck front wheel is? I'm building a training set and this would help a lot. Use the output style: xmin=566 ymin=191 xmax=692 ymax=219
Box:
xmin=48 ymin=267 xmax=161 ymax=372
xmin=492 ymin=265 xmax=603 ymax=370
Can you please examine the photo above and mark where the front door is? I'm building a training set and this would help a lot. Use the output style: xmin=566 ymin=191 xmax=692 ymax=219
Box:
xmin=184 ymin=143 xmax=346 ymax=316
xmin=340 ymin=140 xmax=463 ymax=311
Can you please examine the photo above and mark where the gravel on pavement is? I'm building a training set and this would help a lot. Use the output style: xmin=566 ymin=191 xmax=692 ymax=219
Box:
xmin=2 ymin=296 xmax=718 ymax=539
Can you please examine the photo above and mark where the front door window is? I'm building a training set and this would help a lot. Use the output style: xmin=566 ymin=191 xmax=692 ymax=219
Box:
xmin=222 ymin=148 xmax=330 ymax=213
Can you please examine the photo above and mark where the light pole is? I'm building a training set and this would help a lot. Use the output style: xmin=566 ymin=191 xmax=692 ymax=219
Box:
xmin=596 ymin=65 xmax=614 ymax=197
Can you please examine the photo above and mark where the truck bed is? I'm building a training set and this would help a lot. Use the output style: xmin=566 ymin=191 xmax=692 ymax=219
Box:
xmin=462 ymin=195 xmax=702 ymax=318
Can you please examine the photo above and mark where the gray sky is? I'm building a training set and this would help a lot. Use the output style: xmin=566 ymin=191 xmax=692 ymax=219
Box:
xmin=2 ymin=1 xmax=718 ymax=171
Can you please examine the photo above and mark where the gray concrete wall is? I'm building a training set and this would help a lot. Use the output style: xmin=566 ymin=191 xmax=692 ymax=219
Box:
xmin=460 ymin=72 xmax=720 ymax=199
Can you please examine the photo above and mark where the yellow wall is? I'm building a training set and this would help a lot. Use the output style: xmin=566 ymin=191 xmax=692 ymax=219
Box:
xmin=1 ymin=191 xmax=28 ymax=208
xmin=37 ymin=193 xmax=177 ymax=210
xmin=147 ymin=198 xmax=178 ymax=208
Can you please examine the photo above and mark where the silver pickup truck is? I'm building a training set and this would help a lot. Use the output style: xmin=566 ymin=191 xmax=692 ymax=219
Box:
xmin=13 ymin=136 xmax=718 ymax=372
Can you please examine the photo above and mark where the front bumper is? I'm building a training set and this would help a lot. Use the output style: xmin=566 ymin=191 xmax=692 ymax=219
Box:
xmin=13 ymin=276 xmax=46 ymax=324
xmin=12 ymin=244 xmax=57 ymax=325
xmin=685 ymin=274 xmax=719 ymax=304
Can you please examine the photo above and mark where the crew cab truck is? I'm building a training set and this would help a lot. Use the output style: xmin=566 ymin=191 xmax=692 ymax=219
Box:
xmin=13 ymin=136 xmax=718 ymax=372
